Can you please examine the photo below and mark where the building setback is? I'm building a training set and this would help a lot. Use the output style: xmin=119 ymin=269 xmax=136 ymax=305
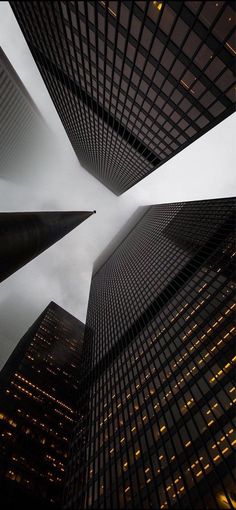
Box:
xmin=10 ymin=1 xmax=236 ymax=195
xmin=0 ymin=210 xmax=94 ymax=283
xmin=0 ymin=301 xmax=85 ymax=509
xmin=64 ymin=198 xmax=236 ymax=510
xmin=0 ymin=47 xmax=44 ymax=174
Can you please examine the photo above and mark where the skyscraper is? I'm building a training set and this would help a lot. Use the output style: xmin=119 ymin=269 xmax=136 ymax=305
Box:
xmin=0 ymin=47 xmax=44 ymax=174
xmin=11 ymin=2 xmax=235 ymax=194
xmin=64 ymin=198 xmax=236 ymax=509
xmin=0 ymin=210 xmax=95 ymax=283
xmin=0 ymin=301 xmax=85 ymax=509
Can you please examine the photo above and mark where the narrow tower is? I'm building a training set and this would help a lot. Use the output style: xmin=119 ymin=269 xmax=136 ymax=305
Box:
xmin=0 ymin=211 xmax=94 ymax=283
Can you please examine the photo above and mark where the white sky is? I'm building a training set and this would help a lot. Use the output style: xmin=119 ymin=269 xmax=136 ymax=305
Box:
xmin=0 ymin=1 xmax=235 ymax=368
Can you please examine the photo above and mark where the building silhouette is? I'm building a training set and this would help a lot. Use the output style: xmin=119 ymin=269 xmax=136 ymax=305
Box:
xmin=0 ymin=301 xmax=85 ymax=509
xmin=0 ymin=211 xmax=94 ymax=283
xmin=10 ymin=2 xmax=236 ymax=194
xmin=0 ymin=47 xmax=45 ymax=175
xmin=63 ymin=198 xmax=236 ymax=510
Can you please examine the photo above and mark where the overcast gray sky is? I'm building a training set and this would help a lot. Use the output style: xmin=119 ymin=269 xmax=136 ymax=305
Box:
xmin=0 ymin=1 xmax=235 ymax=368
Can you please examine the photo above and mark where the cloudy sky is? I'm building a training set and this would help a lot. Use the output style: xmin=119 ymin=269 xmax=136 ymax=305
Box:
xmin=0 ymin=2 xmax=235 ymax=368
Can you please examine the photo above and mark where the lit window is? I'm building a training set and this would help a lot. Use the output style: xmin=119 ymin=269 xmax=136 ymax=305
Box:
xmin=153 ymin=2 xmax=163 ymax=12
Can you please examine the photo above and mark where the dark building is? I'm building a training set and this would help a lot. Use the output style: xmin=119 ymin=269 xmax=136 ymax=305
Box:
xmin=0 ymin=47 xmax=44 ymax=175
xmin=0 ymin=301 xmax=86 ymax=509
xmin=10 ymin=2 xmax=236 ymax=195
xmin=64 ymin=198 xmax=236 ymax=510
xmin=0 ymin=210 xmax=94 ymax=283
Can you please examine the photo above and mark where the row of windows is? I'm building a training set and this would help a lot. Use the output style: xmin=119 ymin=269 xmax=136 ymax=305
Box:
xmin=18 ymin=2 xmax=232 ymax=171
xmin=91 ymin=251 xmax=226 ymax=363
xmin=15 ymin=1 xmax=235 ymax=194
xmin=90 ymin=299 xmax=235 ymax=452
xmin=58 ymin=2 xmax=233 ymax=126
xmin=90 ymin=198 xmax=235 ymax=360
xmin=70 ymin=200 xmax=236 ymax=508
xmin=85 ymin=419 xmax=235 ymax=508
xmin=0 ymin=304 xmax=84 ymax=504
xmin=93 ymin=277 xmax=234 ymax=401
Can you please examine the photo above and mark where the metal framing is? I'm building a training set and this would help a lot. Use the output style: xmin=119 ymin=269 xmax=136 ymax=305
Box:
xmin=10 ymin=1 xmax=236 ymax=195
xmin=0 ymin=302 xmax=85 ymax=508
xmin=64 ymin=198 xmax=236 ymax=509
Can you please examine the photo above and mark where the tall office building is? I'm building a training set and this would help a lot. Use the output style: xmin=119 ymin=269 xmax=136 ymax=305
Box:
xmin=0 ymin=47 xmax=44 ymax=174
xmin=0 ymin=301 xmax=85 ymax=509
xmin=0 ymin=210 xmax=94 ymax=283
xmin=11 ymin=2 xmax=235 ymax=194
xmin=64 ymin=198 xmax=236 ymax=509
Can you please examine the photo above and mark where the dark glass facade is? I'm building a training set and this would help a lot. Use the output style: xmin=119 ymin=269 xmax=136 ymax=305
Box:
xmin=10 ymin=1 xmax=236 ymax=195
xmin=0 ymin=301 xmax=85 ymax=509
xmin=0 ymin=47 xmax=43 ymax=174
xmin=64 ymin=198 xmax=236 ymax=509
xmin=0 ymin=211 xmax=94 ymax=283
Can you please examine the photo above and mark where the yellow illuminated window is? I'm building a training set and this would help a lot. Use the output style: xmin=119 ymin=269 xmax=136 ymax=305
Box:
xmin=208 ymin=420 xmax=214 ymax=427
xmin=217 ymin=492 xmax=236 ymax=508
xmin=153 ymin=1 xmax=163 ymax=11
xmin=222 ymin=447 xmax=229 ymax=455
xmin=196 ymin=470 xmax=203 ymax=478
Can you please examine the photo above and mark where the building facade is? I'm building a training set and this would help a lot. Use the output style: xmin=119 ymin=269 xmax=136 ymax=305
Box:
xmin=0 ymin=301 xmax=86 ymax=509
xmin=0 ymin=210 xmax=94 ymax=283
xmin=0 ymin=47 xmax=45 ymax=175
xmin=64 ymin=198 xmax=236 ymax=509
xmin=11 ymin=1 xmax=236 ymax=195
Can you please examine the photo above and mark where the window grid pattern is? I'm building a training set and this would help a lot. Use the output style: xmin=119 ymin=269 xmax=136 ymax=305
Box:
xmin=0 ymin=48 xmax=43 ymax=172
xmin=11 ymin=1 xmax=236 ymax=194
xmin=63 ymin=198 xmax=236 ymax=509
xmin=0 ymin=303 xmax=85 ymax=507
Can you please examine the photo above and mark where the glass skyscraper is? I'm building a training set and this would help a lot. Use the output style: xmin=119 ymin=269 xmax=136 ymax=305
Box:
xmin=0 ymin=211 xmax=94 ymax=284
xmin=0 ymin=47 xmax=44 ymax=175
xmin=64 ymin=198 xmax=236 ymax=510
xmin=11 ymin=1 xmax=235 ymax=194
xmin=0 ymin=302 xmax=85 ymax=509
